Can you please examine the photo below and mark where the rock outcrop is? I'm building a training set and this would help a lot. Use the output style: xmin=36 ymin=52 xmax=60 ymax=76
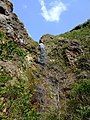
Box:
xmin=0 ymin=0 xmax=36 ymax=48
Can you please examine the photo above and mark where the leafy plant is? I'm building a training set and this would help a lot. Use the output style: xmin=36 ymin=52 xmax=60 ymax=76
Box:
xmin=67 ymin=79 xmax=90 ymax=120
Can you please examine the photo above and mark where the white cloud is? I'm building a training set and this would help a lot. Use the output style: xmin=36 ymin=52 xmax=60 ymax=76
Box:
xmin=39 ymin=0 xmax=67 ymax=22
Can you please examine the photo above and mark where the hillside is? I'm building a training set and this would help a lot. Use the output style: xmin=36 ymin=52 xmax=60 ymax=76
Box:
xmin=42 ymin=19 xmax=90 ymax=120
xmin=0 ymin=0 xmax=90 ymax=120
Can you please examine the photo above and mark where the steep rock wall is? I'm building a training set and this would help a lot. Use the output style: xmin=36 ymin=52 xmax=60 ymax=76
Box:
xmin=0 ymin=0 xmax=36 ymax=49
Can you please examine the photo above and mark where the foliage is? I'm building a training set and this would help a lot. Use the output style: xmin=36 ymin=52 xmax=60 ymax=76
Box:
xmin=0 ymin=73 xmax=41 ymax=120
xmin=0 ymin=40 xmax=26 ymax=61
xmin=66 ymin=79 xmax=90 ymax=120
xmin=0 ymin=31 xmax=5 ymax=40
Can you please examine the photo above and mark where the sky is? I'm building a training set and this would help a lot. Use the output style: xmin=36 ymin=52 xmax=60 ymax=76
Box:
xmin=11 ymin=0 xmax=90 ymax=41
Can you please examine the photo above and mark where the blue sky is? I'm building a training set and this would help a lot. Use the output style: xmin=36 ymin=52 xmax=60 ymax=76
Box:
xmin=11 ymin=0 xmax=90 ymax=41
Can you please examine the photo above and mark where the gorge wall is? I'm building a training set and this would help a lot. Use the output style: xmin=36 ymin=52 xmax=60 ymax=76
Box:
xmin=0 ymin=0 xmax=90 ymax=120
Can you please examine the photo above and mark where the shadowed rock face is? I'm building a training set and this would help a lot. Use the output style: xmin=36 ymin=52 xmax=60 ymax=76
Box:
xmin=0 ymin=0 xmax=13 ymax=13
xmin=0 ymin=6 xmax=6 ymax=14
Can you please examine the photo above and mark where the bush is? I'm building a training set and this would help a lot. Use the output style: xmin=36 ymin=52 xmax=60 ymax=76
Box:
xmin=0 ymin=40 xmax=26 ymax=61
xmin=67 ymin=79 xmax=90 ymax=120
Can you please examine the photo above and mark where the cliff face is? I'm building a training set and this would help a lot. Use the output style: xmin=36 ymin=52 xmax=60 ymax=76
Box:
xmin=42 ymin=20 xmax=90 ymax=119
xmin=0 ymin=0 xmax=36 ymax=49
xmin=0 ymin=0 xmax=90 ymax=120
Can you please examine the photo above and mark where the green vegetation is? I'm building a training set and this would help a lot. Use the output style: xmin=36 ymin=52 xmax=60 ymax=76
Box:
xmin=56 ymin=20 xmax=90 ymax=120
xmin=0 ymin=31 xmax=40 ymax=119
xmin=60 ymin=20 xmax=90 ymax=50
xmin=44 ymin=20 xmax=90 ymax=120
xmin=66 ymin=79 xmax=90 ymax=120
xmin=0 ymin=63 xmax=40 ymax=120
xmin=0 ymin=20 xmax=90 ymax=120
xmin=0 ymin=40 xmax=27 ymax=61
xmin=0 ymin=32 xmax=5 ymax=40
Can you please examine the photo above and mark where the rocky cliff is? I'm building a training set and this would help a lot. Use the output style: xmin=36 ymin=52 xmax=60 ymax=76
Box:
xmin=0 ymin=0 xmax=90 ymax=120
xmin=0 ymin=0 xmax=36 ymax=50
